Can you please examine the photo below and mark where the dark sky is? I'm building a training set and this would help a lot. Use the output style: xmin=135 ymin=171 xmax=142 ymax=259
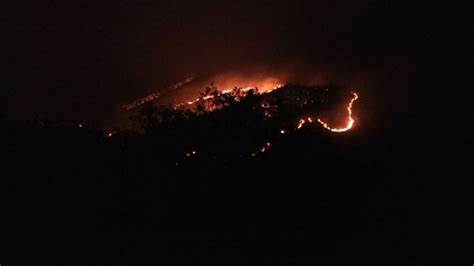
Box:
xmin=2 ymin=1 xmax=467 ymax=126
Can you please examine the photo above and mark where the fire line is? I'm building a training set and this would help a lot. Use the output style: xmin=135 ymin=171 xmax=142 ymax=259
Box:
xmin=316 ymin=92 xmax=359 ymax=132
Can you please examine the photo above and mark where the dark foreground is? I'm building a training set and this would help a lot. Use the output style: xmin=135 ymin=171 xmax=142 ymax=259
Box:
xmin=0 ymin=112 xmax=467 ymax=266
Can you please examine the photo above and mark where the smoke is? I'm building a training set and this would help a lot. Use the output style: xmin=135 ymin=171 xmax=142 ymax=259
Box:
xmin=4 ymin=0 xmax=426 ymax=128
xmin=110 ymin=59 xmax=379 ymax=130
xmin=151 ymin=62 xmax=352 ymax=106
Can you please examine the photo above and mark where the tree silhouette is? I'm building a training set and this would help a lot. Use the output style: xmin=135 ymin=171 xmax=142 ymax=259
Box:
xmin=130 ymin=84 xmax=347 ymax=158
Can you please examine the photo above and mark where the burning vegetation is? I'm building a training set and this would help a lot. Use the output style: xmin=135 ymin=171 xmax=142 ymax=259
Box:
xmin=129 ymin=84 xmax=359 ymax=160
xmin=316 ymin=92 xmax=358 ymax=133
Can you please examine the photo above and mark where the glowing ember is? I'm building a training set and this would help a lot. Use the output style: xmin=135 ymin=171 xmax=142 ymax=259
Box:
xmin=185 ymin=150 xmax=197 ymax=157
xmin=317 ymin=92 xmax=359 ymax=132
xmin=261 ymin=141 xmax=272 ymax=152
xmin=175 ymin=87 xmax=255 ymax=108
xmin=296 ymin=117 xmax=314 ymax=129
xmin=297 ymin=119 xmax=306 ymax=129
xmin=252 ymin=141 xmax=272 ymax=157
xmin=105 ymin=129 xmax=119 ymax=138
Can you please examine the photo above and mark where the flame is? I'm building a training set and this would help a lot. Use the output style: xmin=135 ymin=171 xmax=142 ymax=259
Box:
xmin=176 ymin=84 xmax=283 ymax=109
xmin=208 ymin=75 xmax=284 ymax=94
xmin=296 ymin=117 xmax=314 ymax=129
xmin=252 ymin=141 xmax=272 ymax=156
xmin=316 ymin=92 xmax=359 ymax=132
xmin=297 ymin=119 xmax=306 ymax=129
xmin=176 ymin=84 xmax=359 ymax=134
xmin=179 ymin=87 xmax=255 ymax=107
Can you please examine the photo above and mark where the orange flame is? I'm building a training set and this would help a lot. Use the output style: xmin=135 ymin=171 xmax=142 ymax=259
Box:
xmin=317 ymin=92 xmax=359 ymax=132
xmin=297 ymin=119 xmax=306 ymax=129
xmin=296 ymin=117 xmax=314 ymax=129
xmin=176 ymin=84 xmax=283 ymax=109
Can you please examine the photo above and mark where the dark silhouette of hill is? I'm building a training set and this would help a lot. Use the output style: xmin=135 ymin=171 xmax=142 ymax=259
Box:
xmin=0 ymin=84 xmax=467 ymax=266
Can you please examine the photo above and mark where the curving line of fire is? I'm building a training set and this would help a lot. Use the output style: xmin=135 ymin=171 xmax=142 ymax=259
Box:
xmin=252 ymin=92 xmax=359 ymax=156
xmin=317 ymin=92 xmax=358 ymax=132
xmin=285 ymin=92 xmax=360 ymax=133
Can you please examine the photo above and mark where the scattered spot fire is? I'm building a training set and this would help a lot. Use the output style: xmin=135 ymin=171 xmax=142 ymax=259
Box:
xmin=106 ymin=130 xmax=118 ymax=138
xmin=296 ymin=117 xmax=313 ymax=129
xmin=251 ymin=141 xmax=272 ymax=157
xmin=185 ymin=150 xmax=197 ymax=157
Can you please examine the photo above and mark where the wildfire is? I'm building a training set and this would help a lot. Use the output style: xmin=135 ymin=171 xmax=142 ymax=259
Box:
xmin=176 ymin=84 xmax=283 ymax=109
xmin=177 ymin=87 xmax=256 ymax=107
xmin=296 ymin=117 xmax=314 ymax=129
xmin=294 ymin=92 xmax=358 ymax=132
xmin=316 ymin=92 xmax=359 ymax=132
xmin=128 ymin=74 xmax=359 ymax=136
xmin=176 ymin=83 xmax=359 ymax=133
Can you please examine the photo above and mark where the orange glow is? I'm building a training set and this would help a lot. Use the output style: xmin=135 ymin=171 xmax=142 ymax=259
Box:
xmin=208 ymin=75 xmax=284 ymax=94
xmin=317 ymin=92 xmax=359 ymax=132
xmin=175 ymin=83 xmax=359 ymax=134
xmin=176 ymin=84 xmax=283 ymax=109
xmin=170 ymin=74 xmax=284 ymax=109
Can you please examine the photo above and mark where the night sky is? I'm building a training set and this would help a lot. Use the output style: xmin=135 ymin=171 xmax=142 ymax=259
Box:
xmin=1 ymin=2 xmax=471 ymax=265
xmin=2 ymin=1 xmax=468 ymax=125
